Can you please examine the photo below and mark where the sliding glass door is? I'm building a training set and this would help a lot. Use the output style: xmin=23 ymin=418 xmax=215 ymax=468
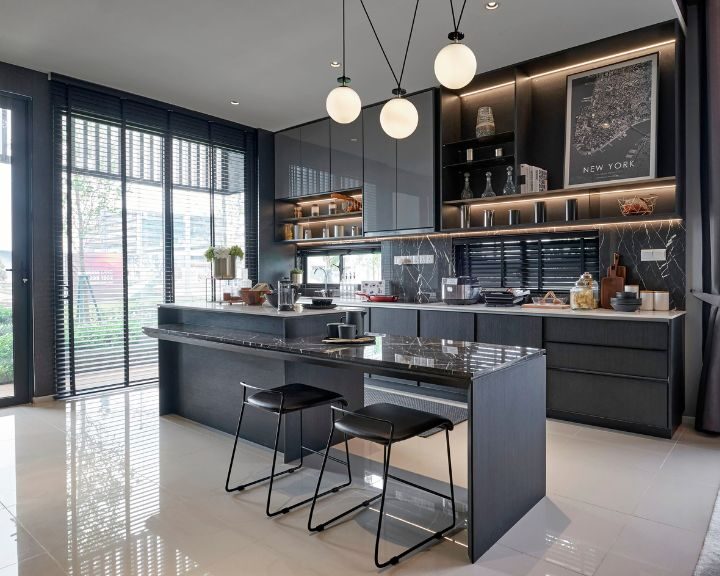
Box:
xmin=0 ymin=95 xmax=31 ymax=406
xmin=54 ymin=101 xmax=254 ymax=397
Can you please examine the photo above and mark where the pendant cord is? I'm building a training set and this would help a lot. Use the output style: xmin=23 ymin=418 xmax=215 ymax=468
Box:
xmin=342 ymin=0 xmax=346 ymax=80
xmin=360 ymin=0 xmax=421 ymax=92
xmin=450 ymin=0 xmax=468 ymax=33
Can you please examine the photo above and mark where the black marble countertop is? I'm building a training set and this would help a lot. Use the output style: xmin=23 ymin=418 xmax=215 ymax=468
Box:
xmin=144 ymin=323 xmax=544 ymax=385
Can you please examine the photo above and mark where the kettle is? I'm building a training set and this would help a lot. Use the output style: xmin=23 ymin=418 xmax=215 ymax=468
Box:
xmin=276 ymin=278 xmax=297 ymax=312
xmin=344 ymin=309 xmax=367 ymax=334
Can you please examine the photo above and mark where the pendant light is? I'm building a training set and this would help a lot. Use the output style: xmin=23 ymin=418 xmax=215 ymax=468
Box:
xmin=434 ymin=0 xmax=476 ymax=89
xmin=360 ymin=0 xmax=420 ymax=139
xmin=326 ymin=0 xmax=362 ymax=124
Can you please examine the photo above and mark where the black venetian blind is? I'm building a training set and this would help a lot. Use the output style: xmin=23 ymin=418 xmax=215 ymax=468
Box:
xmin=51 ymin=80 xmax=257 ymax=397
xmin=454 ymin=233 xmax=600 ymax=292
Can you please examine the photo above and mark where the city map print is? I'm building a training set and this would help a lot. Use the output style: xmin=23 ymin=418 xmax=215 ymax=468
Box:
xmin=564 ymin=54 xmax=657 ymax=187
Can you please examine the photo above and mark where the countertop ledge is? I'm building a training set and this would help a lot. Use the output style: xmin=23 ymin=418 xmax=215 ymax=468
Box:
xmin=296 ymin=298 xmax=685 ymax=322
xmin=144 ymin=323 xmax=544 ymax=382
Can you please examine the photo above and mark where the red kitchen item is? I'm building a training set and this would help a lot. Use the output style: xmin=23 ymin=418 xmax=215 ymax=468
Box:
xmin=355 ymin=292 xmax=399 ymax=303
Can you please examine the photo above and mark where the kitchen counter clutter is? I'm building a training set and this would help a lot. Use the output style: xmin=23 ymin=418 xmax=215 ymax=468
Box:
xmin=297 ymin=297 xmax=685 ymax=322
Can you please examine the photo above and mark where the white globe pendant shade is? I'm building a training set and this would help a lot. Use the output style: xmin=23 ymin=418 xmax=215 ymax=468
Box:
xmin=380 ymin=97 xmax=418 ymax=139
xmin=434 ymin=42 xmax=477 ymax=89
xmin=326 ymin=85 xmax=361 ymax=124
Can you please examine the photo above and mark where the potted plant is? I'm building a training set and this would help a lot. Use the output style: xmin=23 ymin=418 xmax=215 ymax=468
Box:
xmin=205 ymin=245 xmax=244 ymax=280
xmin=290 ymin=267 xmax=303 ymax=285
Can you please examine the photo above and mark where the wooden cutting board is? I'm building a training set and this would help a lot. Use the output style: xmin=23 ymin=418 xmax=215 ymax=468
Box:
xmin=600 ymin=253 xmax=625 ymax=309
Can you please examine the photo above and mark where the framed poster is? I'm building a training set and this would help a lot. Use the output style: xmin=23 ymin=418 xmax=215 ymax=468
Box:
xmin=564 ymin=53 xmax=658 ymax=188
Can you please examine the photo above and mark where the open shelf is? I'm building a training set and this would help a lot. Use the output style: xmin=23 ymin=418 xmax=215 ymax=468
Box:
xmin=283 ymin=211 xmax=362 ymax=224
xmin=276 ymin=188 xmax=362 ymax=204
xmin=444 ymin=176 xmax=676 ymax=207
xmin=443 ymin=131 xmax=515 ymax=149
xmin=444 ymin=155 xmax=514 ymax=171
xmin=441 ymin=213 xmax=683 ymax=235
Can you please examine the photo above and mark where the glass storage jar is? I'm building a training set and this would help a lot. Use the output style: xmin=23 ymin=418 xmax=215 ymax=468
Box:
xmin=570 ymin=272 xmax=599 ymax=310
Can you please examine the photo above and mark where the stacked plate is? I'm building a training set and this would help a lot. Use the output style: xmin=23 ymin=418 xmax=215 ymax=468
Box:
xmin=610 ymin=291 xmax=641 ymax=312
xmin=482 ymin=288 xmax=530 ymax=307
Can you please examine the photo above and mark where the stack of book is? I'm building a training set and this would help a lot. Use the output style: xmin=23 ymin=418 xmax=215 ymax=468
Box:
xmin=519 ymin=164 xmax=548 ymax=194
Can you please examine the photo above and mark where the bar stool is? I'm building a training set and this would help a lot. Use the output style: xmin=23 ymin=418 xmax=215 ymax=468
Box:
xmin=225 ymin=382 xmax=352 ymax=517
xmin=307 ymin=402 xmax=456 ymax=568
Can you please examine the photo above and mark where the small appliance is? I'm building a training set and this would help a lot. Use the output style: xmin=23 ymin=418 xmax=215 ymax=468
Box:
xmin=441 ymin=277 xmax=481 ymax=305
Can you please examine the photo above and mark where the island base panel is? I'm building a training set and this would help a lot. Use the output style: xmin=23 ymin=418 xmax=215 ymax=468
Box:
xmin=160 ymin=341 xmax=364 ymax=462
xmin=468 ymin=354 xmax=546 ymax=562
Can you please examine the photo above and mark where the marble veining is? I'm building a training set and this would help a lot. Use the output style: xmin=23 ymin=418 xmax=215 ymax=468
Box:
xmin=381 ymin=236 xmax=453 ymax=302
xmin=144 ymin=323 xmax=542 ymax=383
xmin=599 ymin=221 xmax=686 ymax=308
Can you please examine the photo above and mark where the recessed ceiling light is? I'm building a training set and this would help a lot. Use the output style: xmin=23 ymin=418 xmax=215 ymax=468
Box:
xmin=485 ymin=1 xmax=499 ymax=9
xmin=330 ymin=60 xmax=341 ymax=68
xmin=229 ymin=100 xmax=240 ymax=105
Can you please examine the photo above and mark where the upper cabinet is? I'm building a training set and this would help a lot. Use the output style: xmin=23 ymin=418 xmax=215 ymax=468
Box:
xmin=275 ymin=120 xmax=330 ymax=198
xmin=330 ymin=117 xmax=363 ymax=192
xmin=364 ymin=89 xmax=437 ymax=234
xmin=300 ymin=119 xmax=330 ymax=196
xmin=363 ymin=103 xmax=397 ymax=233
xmin=397 ymin=90 xmax=435 ymax=230
xmin=274 ymin=126 xmax=301 ymax=198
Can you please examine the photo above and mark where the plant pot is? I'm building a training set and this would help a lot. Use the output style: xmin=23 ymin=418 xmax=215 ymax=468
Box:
xmin=290 ymin=272 xmax=303 ymax=285
xmin=213 ymin=256 xmax=236 ymax=280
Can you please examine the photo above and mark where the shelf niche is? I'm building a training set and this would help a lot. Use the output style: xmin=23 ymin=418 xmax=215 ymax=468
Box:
xmin=439 ymin=20 xmax=683 ymax=232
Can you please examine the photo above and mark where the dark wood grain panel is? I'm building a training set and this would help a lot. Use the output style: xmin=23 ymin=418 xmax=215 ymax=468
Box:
xmin=545 ymin=341 xmax=668 ymax=379
xmin=544 ymin=318 xmax=668 ymax=350
xmin=419 ymin=310 xmax=475 ymax=341
xmin=475 ymin=314 xmax=543 ymax=348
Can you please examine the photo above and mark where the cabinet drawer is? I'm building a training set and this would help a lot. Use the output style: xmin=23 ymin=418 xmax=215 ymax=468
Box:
xmin=544 ymin=318 xmax=668 ymax=350
xmin=419 ymin=310 xmax=475 ymax=341
xmin=369 ymin=308 xmax=418 ymax=337
xmin=476 ymin=314 xmax=542 ymax=348
xmin=545 ymin=342 xmax=668 ymax=380
xmin=547 ymin=369 xmax=667 ymax=429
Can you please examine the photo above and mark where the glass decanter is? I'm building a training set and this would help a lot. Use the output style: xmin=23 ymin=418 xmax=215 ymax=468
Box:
xmin=460 ymin=172 xmax=473 ymax=200
xmin=502 ymin=166 xmax=516 ymax=195
xmin=481 ymin=171 xmax=496 ymax=198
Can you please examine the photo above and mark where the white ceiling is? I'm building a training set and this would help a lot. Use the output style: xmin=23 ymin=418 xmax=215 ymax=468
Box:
xmin=0 ymin=0 xmax=677 ymax=131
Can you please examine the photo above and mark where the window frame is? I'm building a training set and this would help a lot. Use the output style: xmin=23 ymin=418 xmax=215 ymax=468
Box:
xmin=298 ymin=244 xmax=381 ymax=291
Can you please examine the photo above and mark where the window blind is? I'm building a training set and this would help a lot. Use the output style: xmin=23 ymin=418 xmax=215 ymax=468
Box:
xmin=454 ymin=233 xmax=600 ymax=292
xmin=52 ymin=79 xmax=257 ymax=397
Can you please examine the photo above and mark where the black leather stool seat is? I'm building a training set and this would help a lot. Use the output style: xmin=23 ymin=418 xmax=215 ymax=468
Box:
xmin=247 ymin=383 xmax=344 ymax=413
xmin=335 ymin=402 xmax=454 ymax=444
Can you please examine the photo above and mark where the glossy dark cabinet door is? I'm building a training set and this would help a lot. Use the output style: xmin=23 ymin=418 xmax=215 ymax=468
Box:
xmin=363 ymin=103 xmax=397 ymax=233
xmin=397 ymin=90 xmax=435 ymax=230
xmin=300 ymin=119 xmax=331 ymax=196
xmin=275 ymin=126 xmax=301 ymax=198
xmin=330 ymin=117 xmax=363 ymax=192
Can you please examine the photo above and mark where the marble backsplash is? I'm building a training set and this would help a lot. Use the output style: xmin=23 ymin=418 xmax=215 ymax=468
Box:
xmin=380 ymin=236 xmax=453 ymax=303
xmin=380 ymin=222 xmax=687 ymax=309
xmin=599 ymin=221 xmax=686 ymax=309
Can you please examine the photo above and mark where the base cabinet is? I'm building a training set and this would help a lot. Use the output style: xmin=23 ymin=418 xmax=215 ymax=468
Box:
xmin=365 ymin=306 xmax=683 ymax=438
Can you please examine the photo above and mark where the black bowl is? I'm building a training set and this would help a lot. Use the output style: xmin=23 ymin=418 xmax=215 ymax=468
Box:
xmin=311 ymin=297 xmax=333 ymax=306
xmin=610 ymin=299 xmax=641 ymax=312
xmin=615 ymin=291 xmax=640 ymax=300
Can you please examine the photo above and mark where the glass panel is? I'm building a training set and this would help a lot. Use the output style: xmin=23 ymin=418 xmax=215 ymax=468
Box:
xmin=126 ymin=129 xmax=164 ymax=384
xmin=0 ymin=107 xmax=13 ymax=398
xmin=342 ymin=253 xmax=381 ymax=283
xmin=69 ymin=117 xmax=125 ymax=391
xmin=306 ymin=255 xmax=340 ymax=286
xmin=213 ymin=147 xmax=248 ymax=282
xmin=172 ymin=138 xmax=211 ymax=302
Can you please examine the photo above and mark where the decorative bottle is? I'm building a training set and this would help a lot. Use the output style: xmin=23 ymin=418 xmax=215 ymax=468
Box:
xmin=460 ymin=172 xmax=473 ymax=200
xmin=502 ymin=166 xmax=516 ymax=195
xmin=481 ymin=171 xmax=496 ymax=198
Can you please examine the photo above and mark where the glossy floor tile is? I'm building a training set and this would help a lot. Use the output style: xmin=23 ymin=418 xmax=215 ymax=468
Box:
xmin=0 ymin=386 xmax=716 ymax=575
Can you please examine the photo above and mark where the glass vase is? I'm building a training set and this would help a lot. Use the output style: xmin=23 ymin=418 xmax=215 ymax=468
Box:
xmin=460 ymin=172 xmax=473 ymax=200
xmin=475 ymin=106 xmax=495 ymax=138
xmin=481 ymin=171 xmax=496 ymax=198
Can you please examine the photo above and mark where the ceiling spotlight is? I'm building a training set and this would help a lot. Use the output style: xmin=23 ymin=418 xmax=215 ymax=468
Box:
xmin=330 ymin=60 xmax=341 ymax=68
xmin=229 ymin=100 xmax=240 ymax=105
xmin=485 ymin=1 xmax=499 ymax=9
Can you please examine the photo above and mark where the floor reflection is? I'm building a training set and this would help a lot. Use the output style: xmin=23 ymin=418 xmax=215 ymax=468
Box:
xmin=64 ymin=389 xmax=200 ymax=576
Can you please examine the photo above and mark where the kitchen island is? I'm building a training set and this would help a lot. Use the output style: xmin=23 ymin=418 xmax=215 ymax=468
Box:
xmin=144 ymin=302 xmax=547 ymax=563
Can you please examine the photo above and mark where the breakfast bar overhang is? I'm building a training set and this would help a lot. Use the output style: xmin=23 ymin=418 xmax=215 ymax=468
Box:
xmin=144 ymin=303 xmax=547 ymax=563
